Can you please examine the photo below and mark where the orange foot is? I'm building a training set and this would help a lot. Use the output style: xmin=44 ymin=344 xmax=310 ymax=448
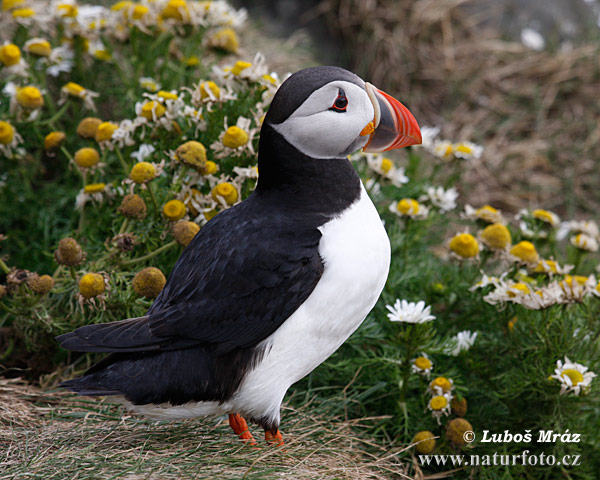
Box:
xmin=265 ymin=429 xmax=285 ymax=447
xmin=229 ymin=413 xmax=258 ymax=446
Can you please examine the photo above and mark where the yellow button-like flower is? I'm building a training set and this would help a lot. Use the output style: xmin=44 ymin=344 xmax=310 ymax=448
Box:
xmin=84 ymin=183 xmax=106 ymax=194
xmin=449 ymin=233 xmax=479 ymax=258
xmin=172 ymin=220 xmax=200 ymax=247
xmin=0 ymin=121 xmax=15 ymax=144
xmin=200 ymin=81 xmax=220 ymax=100
xmin=475 ymin=205 xmax=500 ymax=223
xmin=28 ymin=274 xmax=55 ymax=294
xmin=111 ymin=1 xmax=133 ymax=11
xmin=561 ymin=369 xmax=584 ymax=386
xmin=130 ymin=162 xmax=156 ymax=183
xmin=562 ymin=275 xmax=589 ymax=289
xmin=3 ymin=0 xmax=25 ymax=11
xmin=16 ymin=86 xmax=44 ymax=109
xmin=118 ymin=194 xmax=147 ymax=219
xmin=209 ymin=27 xmax=239 ymax=53
xmin=74 ymin=147 xmax=100 ymax=168
xmin=163 ymin=199 xmax=186 ymax=221
xmin=132 ymin=267 xmax=166 ymax=298
xmin=451 ymin=396 xmax=468 ymax=417
xmin=446 ymin=418 xmax=473 ymax=446
xmin=480 ymin=223 xmax=511 ymax=250
xmin=211 ymin=182 xmax=238 ymax=205
xmin=204 ymin=161 xmax=218 ymax=175
xmin=414 ymin=356 xmax=432 ymax=370
xmin=380 ymin=157 xmax=393 ymax=174
xmin=507 ymin=282 xmax=531 ymax=297
xmin=95 ymin=121 xmax=118 ymax=142
xmin=157 ymin=90 xmax=178 ymax=100
xmin=44 ymin=131 xmax=66 ymax=150
xmin=430 ymin=376 xmax=453 ymax=393
xmin=222 ymin=126 xmax=248 ymax=149
xmin=430 ymin=395 xmax=448 ymax=410
xmin=54 ymin=237 xmax=84 ymax=266
xmin=0 ymin=43 xmax=21 ymax=66
xmin=94 ymin=49 xmax=111 ymax=62
xmin=412 ymin=431 xmax=436 ymax=454
xmin=57 ymin=3 xmax=78 ymax=17
xmin=140 ymin=101 xmax=166 ymax=120
xmin=25 ymin=38 xmax=51 ymax=57
xmin=76 ymin=117 xmax=102 ymax=138
xmin=12 ymin=7 xmax=35 ymax=17
xmin=132 ymin=4 xmax=149 ymax=19
xmin=184 ymin=55 xmax=199 ymax=66
xmin=230 ymin=60 xmax=251 ymax=76
xmin=62 ymin=82 xmax=86 ymax=97
xmin=396 ymin=198 xmax=420 ymax=216
xmin=79 ymin=273 xmax=105 ymax=299
xmin=532 ymin=209 xmax=559 ymax=227
xmin=509 ymin=241 xmax=539 ymax=264
xmin=161 ymin=0 xmax=189 ymax=20
xmin=175 ymin=140 xmax=207 ymax=171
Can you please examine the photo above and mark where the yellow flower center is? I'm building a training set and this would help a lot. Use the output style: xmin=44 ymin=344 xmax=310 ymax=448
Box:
xmin=533 ymin=259 xmax=558 ymax=274
xmin=161 ymin=0 xmax=189 ymax=20
xmin=12 ymin=7 xmax=35 ymax=18
xmin=130 ymin=162 xmax=156 ymax=183
xmin=44 ymin=131 xmax=66 ymax=150
xmin=95 ymin=122 xmax=118 ymax=142
xmin=94 ymin=49 xmax=111 ymax=62
xmin=184 ymin=55 xmax=199 ymax=66
xmin=0 ymin=121 xmax=15 ymax=145
xmin=133 ymin=267 xmax=166 ymax=298
xmin=141 ymin=101 xmax=166 ymax=120
xmin=480 ymin=223 xmax=511 ymax=249
xmin=0 ymin=44 xmax=21 ymax=66
xmin=430 ymin=376 xmax=452 ymax=393
xmin=397 ymin=198 xmax=419 ymax=215
xmin=532 ymin=209 xmax=558 ymax=226
xmin=163 ymin=199 xmax=187 ymax=221
xmin=74 ymin=147 xmax=100 ymax=168
xmin=231 ymin=60 xmax=252 ymax=76
xmin=172 ymin=221 xmax=200 ymax=247
xmin=509 ymin=241 xmax=539 ymax=263
xmin=132 ymin=4 xmax=149 ymax=19
xmin=507 ymin=282 xmax=531 ymax=297
xmin=84 ymin=183 xmax=106 ymax=194
xmin=157 ymin=90 xmax=178 ymax=100
xmin=76 ymin=117 xmax=102 ymax=138
xmin=563 ymin=275 xmax=588 ymax=289
xmin=430 ymin=396 xmax=448 ymax=411
xmin=222 ymin=126 xmax=249 ymax=149
xmin=3 ymin=0 xmax=25 ymax=10
xmin=175 ymin=141 xmax=207 ymax=170
xmin=140 ymin=79 xmax=159 ymax=92
xmin=79 ymin=273 xmax=105 ymax=299
xmin=455 ymin=143 xmax=473 ymax=154
xmin=449 ymin=233 xmax=479 ymax=258
xmin=380 ymin=157 xmax=393 ymax=174
xmin=26 ymin=39 xmax=51 ymax=57
xmin=211 ymin=182 xmax=238 ymax=205
xmin=561 ymin=369 xmax=584 ymax=386
xmin=414 ymin=357 xmax=432 ymax=370
xmin=63 ymin=82 xmax=86 ymax=97
xmin=203 ymin=160 xmax=218 ymax=175
xmin=200 ymin=81 xmax=220 ymax=100
xmin=209 ymin=27 xmax=239 ymax=53
xmin=475 ymin=205 xmax=499 ymax=222
xmin=16 ymin=86 xmax=44 ymax=109
xmin=57 ymin=3 xmax=78 ymax=17
xmin=412 ymin=431 xmax=436 ymax=454
xmin=111 ymin=1 xmax=133 ymax=11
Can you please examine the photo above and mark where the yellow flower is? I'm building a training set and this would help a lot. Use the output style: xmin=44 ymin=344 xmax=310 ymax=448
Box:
xmin=412 ymin=431 xmax=436 ymax=454
xmin=561 ymin=275 xmax=589 ymax=291
xmin=161 ymin=0 xmax=189 ymax=20
xmin=184 ymin=55 xmax=199 ymax=66
xmin=62 ymin=82 xmax=86 ymax=98
xmin=83 ymin=183 xmax=106 ymax=194
xmin=157 ymin=90 xmax=178 ymax=101
xmin=204 ymin=209 xmax=218 ymax=221
xmin=57 ymin=3 xmax=78 ymax=17
xmin=2 ymin=0 xmax=25 ymax=10
xmin=446 ymin=418 xmax=473 ymax=446
xmin=204 ymin=161 xmax=218 ymax=175
xmin=222 ymin=126 xmax=248 ymax=149
xmin=414 ymin=356 xmax=432 ymax=370
xmin=430 ymin=395 xmax=448 ymax=410
xmin=24 ymin=38 xmax=51 ymax=57
xmin=480 ymin=223 xmax=511 ymax=250
xmin=95 ymin=121 xmax=118 ymax=142
xmin=131 ymin=4 xmax=149 ymax=19
xmin=27 ymin=274 xmax=55 ymax=294
xmin=451 ymin=396 xmax=468 ymax=417
xmin=509 ymin=241 xmax=539 ymax=264
xmin=532 ymin=209 xmax=560 ymax=227
xmin=12 ymin=7 xmax=35 ymax=17
xmin=475 ymin=205 xmax=501 ymax=223
xmin=132 ymin=267 xmax=166 ymax=298
xmin=54 ymin=238 xmax=84 ymax=266
xmin=130 ymin=162 xmax=156 ymax=184
xmin=111 ymin=1 xmax=133 ymax=11
xmin=0 ymin=121 xmax=15 ymax=144
xmin=79 ymin=273 xmax=105 ymax=299
xmin=140 ymin=77 xmax=160 ymax=92
xmin=380 ymin=157 xmax=394 ymax=174
xmin=175 ymin=141 xmax=207 ymax=171
xmin=140 ymin=101 xmax=166 ymax=120
xmin=76 ymin=117 xmax=102 ymax=138
xmin=211 ymin=182 xmax=238 ymax=205
xmin=0 ymin=43 xmax=21 ymax=66
xmin=44 ymin=131 xmax=66 ymax=150
xmin=396 ymin=198 xmax=420 ymax=216
xmin=200 ymin=81 xmax=220 ymax=100
xmin=16 ymin=86 xmax=44 ymax=109
xmin=93 ymin=49 xmax=111 ymax=62
xmin=209 ymin=27 xmax=239 ymax=53
xmin=118 ymin=193 xmax=147 ymax=219
xmin=163 ymin=199 xmax=186 ymax=221
xmin=507 ymin=282 xmax=531 ymax=297
xmin=449 ymin=233 xmax=479 ymax=258
xmin=74 ymin=147 xmax=100 ymax=168
xmin=430 ymin=376 xmax=453 ymax=393
xmin=230 ymin=60 xmax=251 ymax=76
xmin=172 ymin=220 xmax=200 ymax=247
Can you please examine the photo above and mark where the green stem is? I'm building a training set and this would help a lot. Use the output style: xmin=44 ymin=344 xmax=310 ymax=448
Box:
xmin=121 ymin=240 xmax=177 ymax=266
xmin=118 ymin=218 xmax=129 ymax=235
xmin=0 ymin=258 xmax=10 ymax=274
xmin=147 ymin=183 xmax=159 ymax=213
xmin=115 ymin=146 xmax=129 ymax=175
xmin=69 ymin=266 xmax=77 ymax=280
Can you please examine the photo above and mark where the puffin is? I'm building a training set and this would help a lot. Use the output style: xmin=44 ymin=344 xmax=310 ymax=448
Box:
xmin=58 ymin=66 xmax=421 ymax=446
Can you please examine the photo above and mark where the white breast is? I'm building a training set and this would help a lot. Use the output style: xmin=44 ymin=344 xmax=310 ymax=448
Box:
xmin=231 ymin=183 xmax=391 ymax=425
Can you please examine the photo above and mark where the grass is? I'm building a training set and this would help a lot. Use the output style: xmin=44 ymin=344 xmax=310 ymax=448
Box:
xmin=0 ymin=378 xmax=411 ymax=480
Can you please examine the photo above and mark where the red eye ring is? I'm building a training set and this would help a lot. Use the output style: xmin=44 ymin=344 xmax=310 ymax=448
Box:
xmin=329 ymin=88 xmax=348 ymax=112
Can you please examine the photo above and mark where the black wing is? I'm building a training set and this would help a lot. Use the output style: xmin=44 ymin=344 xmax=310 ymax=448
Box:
xmin=57 ymin=195 xmax=324 ymax=355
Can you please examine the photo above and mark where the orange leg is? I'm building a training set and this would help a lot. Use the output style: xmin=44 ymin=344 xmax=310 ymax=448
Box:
xmin=265 ymin=429 xmax=285 ymax=447
xmin=228 ymin=413 xmax=258 ymax=446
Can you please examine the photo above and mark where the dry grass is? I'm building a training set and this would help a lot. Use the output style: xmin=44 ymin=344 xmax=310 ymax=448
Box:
xmin=321 ymin=0 xmax=600 ymax=216
xmin=0 ymin=378 xmax=413 ymax=479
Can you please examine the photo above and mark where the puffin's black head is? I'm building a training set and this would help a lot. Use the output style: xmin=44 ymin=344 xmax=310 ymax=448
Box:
xmin=262 ymin=66 xmax=422 ymax=160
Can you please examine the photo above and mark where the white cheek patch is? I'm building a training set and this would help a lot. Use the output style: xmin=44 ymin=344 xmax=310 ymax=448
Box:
xmin=272 ymin=81 xmax=374 ymax=159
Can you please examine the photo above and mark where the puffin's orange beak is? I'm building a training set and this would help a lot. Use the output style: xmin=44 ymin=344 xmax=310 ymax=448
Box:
xmin=362 ymin=82 xmax=421 ymax=152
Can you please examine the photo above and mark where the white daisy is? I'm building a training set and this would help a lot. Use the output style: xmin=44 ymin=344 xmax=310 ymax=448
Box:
xmin=421 ymin=185 xmax=458 ymax=212
xmin=411 ymin=353 xmax=434 ymax=377
xmin=570 ymin=233 xmax=599 ymax=252
xmin=551 ymin=357 xmax=596 ymax=396
xmin=386 ymin=299 xmax=435 ymax=324
xmin=130 ymin=144 xmax=156 ymax=162
xmin=448 ymin=330 xmax=478 ymax=356
xmin=427 ymin=387 xmax=453 ymax=425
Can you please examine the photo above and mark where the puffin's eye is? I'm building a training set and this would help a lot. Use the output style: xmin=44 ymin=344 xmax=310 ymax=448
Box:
xmin=329 ymin=88 xmax=348 ymax=112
